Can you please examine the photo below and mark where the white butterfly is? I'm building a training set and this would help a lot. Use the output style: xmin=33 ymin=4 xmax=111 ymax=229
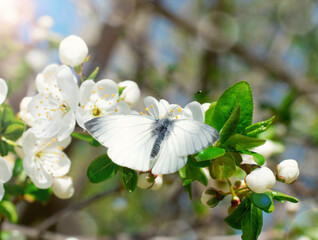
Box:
xmin=84 ymin=96 xmax=219 ymax=174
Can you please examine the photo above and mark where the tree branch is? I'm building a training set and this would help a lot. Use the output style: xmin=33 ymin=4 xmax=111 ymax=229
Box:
xmin=138 ymin=0 xmax=318 ymax=105
xmin=36 ymin=186 xmax=120 ymax=238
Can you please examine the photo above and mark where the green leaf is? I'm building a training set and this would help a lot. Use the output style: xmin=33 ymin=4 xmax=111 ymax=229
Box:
xmin=120 ymin=167 xmax=138 ymax=192
xmin=252 ymin=193 xmax=274 ymax=213
xmin=209 ymin=153 xmax=236 ymax=180
xmin=73 ymin=64 xmax=82 ymax=74
xmin=25 ymin=183 xmax=52 ymax=203
xmin=0 ymin=105 xmax=15 ymax=131
xmin=179 ymin=163 xmax=208 ymax=187
xmin=12 ymin=158 xmax=23 ymax=177
xmin=241 ymin=201 xmax=263 ymax=240
xmin=195 ymin=146 xmax=225 ymax=161
xmin=87 ymin=154 xmax=119 ymax=183
xmin=271 ymin=191 xmax=299 ymax=203
xmin=205 ymin=102 xmax=217 ymax=126
xmin=220 ymin=105 xmax=241 ymax=143
xmin=241 ymin=150 xmax=265 ymax=166
xmin=244 ymin=116 xmax=275 ymax=137
xmin=0 ymin=201 xmax=18 ymax=223
xmin=211 ymin=81 xmax=253 ymax=133
xmin=87 ymin=66 xmax=99 ymax=80
xmin=72 ymin=132 xmax=101 ymax=147
xmin=0 ymin=140 xmax=9 ymax=156
xmin=188 ymin=157 xmax=210 ymax=168
xmin=183 ymin=184 xmax=192 ymax=199
xmin=3 ymin=121 xmax=26 ymax=141
xmin=224 ymin=198 xmax=248 ymax=229
xmin=223 ymin=134 xmax=265 ymax=151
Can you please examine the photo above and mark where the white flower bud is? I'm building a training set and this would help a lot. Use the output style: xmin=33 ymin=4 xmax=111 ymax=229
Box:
xmin=245 ymin=167 xmax=276 ymax=193
xmin=277 ymin=159 xmax=299 ymax=184
xmin=19 ymin=97 xmax=35 ymax=126
xmin=52 ymin=176 xmax=74 ymax=199
xmin=118 ymin=80 xmax=140 ymax=107
xmin=59 ymin=35 xmax=88 ymax=67
xmin=151 ymin=175 xmax=163 ymax=191
xmin=0 ymin=78 xmax=8 ymax=105
xmin=137 ymin=173 xmax=154 ymax=189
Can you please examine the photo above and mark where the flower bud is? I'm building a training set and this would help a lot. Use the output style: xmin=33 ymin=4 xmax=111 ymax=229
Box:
xmin=151 ymin=175 xmax=163 ymax=191
xmin=201 ymin=188 xmax=225 ymax=208
xmin=277 ymin=159 xmax=299 ymax=184
xmin=137 ymin=172 xmax=154 ymax=189
xmin=0 ymin=78 xmax=8 ymax=105
xmin=118 ymin=80 xmax=140 ymax=107
xmin=52 ymin=176 xmax=74 ymax=199
xmin=245 ymin=167 xmax=276 ymax=193
xmin=59 ymin=35 xmax=88 ymax=67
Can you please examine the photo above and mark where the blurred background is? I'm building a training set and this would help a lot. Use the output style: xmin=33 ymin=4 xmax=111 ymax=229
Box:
xmin=1 ymin=0 xmax=318 ymax=239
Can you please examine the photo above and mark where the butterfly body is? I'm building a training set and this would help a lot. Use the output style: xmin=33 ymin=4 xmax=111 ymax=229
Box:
xmin=151 ymin=118 xmax=173 ymax=159
xmin=84 ymin=96 xmax=219 ymax=174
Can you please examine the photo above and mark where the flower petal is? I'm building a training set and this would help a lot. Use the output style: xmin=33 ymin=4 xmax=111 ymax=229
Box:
xmin=21 ymin=129 xmax=37 ymax=155
xmin=183 ymin=101 xmax=204 ymax=123
xmin=0 ymin=157 xmax=12 ymax=183
xmin=0 ymin=78 xmax=8 ymax=105
xmin=41 ymin=150 xmax=71 ymax=177
xmin=56 ymin=65 xmax=79 ymax=109
xmin=57 ymin=112 xmax=76 ymax=141
xmin=0 ymin=183 xmax=4 ymax=201
xmin=144 ymin=96 xmax=161 ymax=118
xmin=79 ymin=79 xmax=95 ymax=106
xmin=35 ymin=64 xmax=59 ymax=93
xmin=96 ymin=79 xmax=118 ymax=99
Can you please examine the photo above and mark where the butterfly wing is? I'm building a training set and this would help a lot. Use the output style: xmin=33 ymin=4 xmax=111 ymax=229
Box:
xmin=84 ymin=115 xmax=156 ymax=171
xmin=151 ymin=119 xmax=219 ymax=174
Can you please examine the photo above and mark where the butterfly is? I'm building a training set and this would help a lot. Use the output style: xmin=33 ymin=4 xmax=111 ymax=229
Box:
xmin=84 ymin=96 xmax=219 ymax=174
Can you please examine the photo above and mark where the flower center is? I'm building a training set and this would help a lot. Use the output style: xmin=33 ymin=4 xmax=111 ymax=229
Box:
xmin=59 ymin=103 xmax=70 ymax=116
xmin=92 ymin=106 xmax=102 ymax=117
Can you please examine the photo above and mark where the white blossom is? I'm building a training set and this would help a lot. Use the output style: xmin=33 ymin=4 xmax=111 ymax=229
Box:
xmin=118 ymin=80 xmax=140 ymax=107
xmin=76 ymin=79 xmax=130 ymax=130
xmin=52 ymin=176 xmax=74 ymax=199
xmin=22 ymin=129 xmax=71 ymax=189
xmin=252 ymin=140 xmax=284 ymax=159
xmin=277 ymin=159 xmax=299 ymax=184
xmin=28 ymin=65 xmax=79 ymax=141
xmin=142 ymin=96 xmax=205 ymax=123
xmin=19 ymin=97 xmax=35 ymax=126
xmin=0 ymin=78 xmax=8 ymax=105
xmin=245 ymin=167 xmax=276 ymax=193
xmin=0 ymin=157 xmax=13 ymax=201
xmin=59 ymin=35 xmax=88 ymax=67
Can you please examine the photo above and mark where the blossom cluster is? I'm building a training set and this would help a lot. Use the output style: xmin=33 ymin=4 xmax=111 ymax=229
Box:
xmin=0 ymin=35 xmax=300 ymax=208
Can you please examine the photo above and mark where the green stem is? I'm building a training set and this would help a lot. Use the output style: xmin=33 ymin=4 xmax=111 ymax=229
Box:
xmin=1 ymin=137 xmax=22 ymax=148
xmin=226 ymin=179 xmax=237 ymax=199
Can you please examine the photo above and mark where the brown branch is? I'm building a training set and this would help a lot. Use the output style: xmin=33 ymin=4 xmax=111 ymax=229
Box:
xmin=137 ymin=0 xmax=318 ymax=105
xmin=36 ymin=186 xmax=120 ymax=238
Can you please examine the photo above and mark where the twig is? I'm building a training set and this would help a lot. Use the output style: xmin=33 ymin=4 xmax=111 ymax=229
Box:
xmin=36 ymin=186 xmax=120 ymax=238
xmin=138 ymin=0 xmax=318 ymax=106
